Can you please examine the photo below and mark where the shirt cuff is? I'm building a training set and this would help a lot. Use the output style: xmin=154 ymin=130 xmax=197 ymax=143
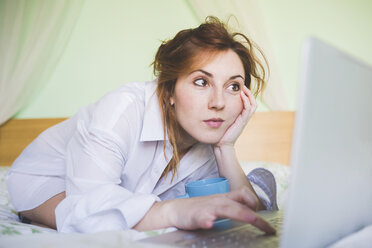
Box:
xmin=247 ymin=168 xmax=279 ymax=211
xmin=120 ymin=193 xmax=161 ymax=228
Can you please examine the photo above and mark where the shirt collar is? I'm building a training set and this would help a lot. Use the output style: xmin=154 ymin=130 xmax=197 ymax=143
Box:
xmin=140 ymin=81 xmax=168 ymax=142
xmin=152 ymin=143 xmax=216 ymax=196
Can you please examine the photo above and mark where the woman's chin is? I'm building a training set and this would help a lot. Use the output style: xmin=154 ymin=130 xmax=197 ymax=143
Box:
xmin=186 ymin=128 xmax=227 ymax=145
xmin=195 ymin=135 xmax=223 ymax=145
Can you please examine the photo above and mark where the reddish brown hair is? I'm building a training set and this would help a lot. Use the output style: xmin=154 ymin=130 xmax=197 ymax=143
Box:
xmin=153 ymin=16 xmax=268 ymax=181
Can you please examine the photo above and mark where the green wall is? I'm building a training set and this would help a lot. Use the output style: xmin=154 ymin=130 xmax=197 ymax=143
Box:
xmin=259 ymin=0 xmax=372 ymax=109
xmin=15 ymin=0 xmax=372 ymax=118
xmin=15 ymin=0 xmax=199 ymax=118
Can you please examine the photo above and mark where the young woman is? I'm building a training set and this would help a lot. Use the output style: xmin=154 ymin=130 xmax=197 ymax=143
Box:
xmin=6 ymin=16 xmax=275 ymax=234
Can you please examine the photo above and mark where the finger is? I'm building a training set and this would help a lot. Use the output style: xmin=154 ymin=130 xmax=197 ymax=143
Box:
xmin=245 ymin=211 xmax=277 ymax=235
xmin=195 ymin=212 xmax=215 ymax=229
xmin=240 ymin=90 xmax=251 ymax=112
xmin=240 ymin=91 xmax=253 ymax=125
xmin=215 ymin=199 xmax=276 ymax=235
xmin=226 ymin=187 xmax=258 ymax=210
xmin=175 ymin=198 xmax=216 ymax=230
xmin=243 ymin=86 xmax=257 ymax=113
xmin=240 ymin=89 xmax=256 ymax=122
xmin=201 ymin=219 xmax=215 ymax=229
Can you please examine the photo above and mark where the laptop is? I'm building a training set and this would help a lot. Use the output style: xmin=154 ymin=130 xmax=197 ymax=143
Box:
xmin=141 ymin=37 xmax=372 ymax=248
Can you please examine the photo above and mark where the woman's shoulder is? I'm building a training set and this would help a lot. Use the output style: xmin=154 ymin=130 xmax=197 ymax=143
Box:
xmin=98 ymin=81 xmax=154 ymax=106
xmin=82 ymin=81 xmax=157 ymax=130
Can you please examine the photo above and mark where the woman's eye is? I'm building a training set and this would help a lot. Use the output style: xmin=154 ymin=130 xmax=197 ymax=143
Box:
xmin=228 ymin=83 xmax=241 ymax=92
xmin=194 ymin=78 xmax=208 ymax=87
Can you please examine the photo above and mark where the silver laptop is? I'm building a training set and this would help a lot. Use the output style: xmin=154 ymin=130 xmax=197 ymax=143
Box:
xmin=141 ymin=38 xmax=372 ymax=248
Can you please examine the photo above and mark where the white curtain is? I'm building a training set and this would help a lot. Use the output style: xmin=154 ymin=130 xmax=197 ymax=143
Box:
xmin=0 ymin=0 xmax=84 ymax=125
xmin=187 ymin=0 xmax=289 ymax=110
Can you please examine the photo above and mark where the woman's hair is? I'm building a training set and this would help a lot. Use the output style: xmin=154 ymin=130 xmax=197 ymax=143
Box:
xmin=153 ymin=16 xmax=268 ymax=181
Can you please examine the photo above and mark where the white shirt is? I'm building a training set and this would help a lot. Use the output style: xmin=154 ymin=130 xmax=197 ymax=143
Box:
xmin=8 ymin=81 xmax=219 ymax=233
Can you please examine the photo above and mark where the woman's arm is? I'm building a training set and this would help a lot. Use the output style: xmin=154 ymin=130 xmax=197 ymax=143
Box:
xmin=213 ymin=145 xmax=265 ymax=211
xmin=56 ymin=94 xmax=160 ymax=233
xmin=56 ymin=122 xmax=160 ymax=232
xmin=134 ymin=188 xmax=275 ymax=234
xmin=213 ymin=86 xmax=265 ymax=210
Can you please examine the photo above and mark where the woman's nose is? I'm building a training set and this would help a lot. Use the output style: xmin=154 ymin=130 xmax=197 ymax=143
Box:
xmin=208 ymin=88 xmax=225 ymax=110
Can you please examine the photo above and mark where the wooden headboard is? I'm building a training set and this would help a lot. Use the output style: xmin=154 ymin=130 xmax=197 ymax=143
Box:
xmin=0 ymin=111 xmax=295 ymax=166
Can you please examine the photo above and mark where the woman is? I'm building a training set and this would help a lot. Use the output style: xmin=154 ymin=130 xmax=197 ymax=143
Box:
xmin=6 ymin=16 xmax=275 ymax=234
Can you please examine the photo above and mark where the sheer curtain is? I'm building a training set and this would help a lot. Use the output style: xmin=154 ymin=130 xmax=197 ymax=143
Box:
xmin=187 ymin=0 xmax=288 ymax=110
xmin=0 ymin=0 xmax=84 ymax=125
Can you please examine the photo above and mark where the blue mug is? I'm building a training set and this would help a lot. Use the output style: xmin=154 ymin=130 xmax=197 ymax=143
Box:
xmin=177 ymin=177 xmax=230 ymax=198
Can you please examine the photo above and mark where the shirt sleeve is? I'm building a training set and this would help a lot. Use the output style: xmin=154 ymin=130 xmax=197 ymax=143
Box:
xmin=55 ymin=91 xmax=160 ymax=233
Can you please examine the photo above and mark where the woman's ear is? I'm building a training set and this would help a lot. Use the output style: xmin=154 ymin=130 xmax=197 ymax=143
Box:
xmin=170 ymin=97 xmax=175 ymax=106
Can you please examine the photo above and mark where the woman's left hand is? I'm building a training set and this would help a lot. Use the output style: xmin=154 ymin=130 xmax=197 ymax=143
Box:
xmin=216 ymin=86 xmax=257 ymax=147
xmin=212 ymin=86 xmax=262 ymax=204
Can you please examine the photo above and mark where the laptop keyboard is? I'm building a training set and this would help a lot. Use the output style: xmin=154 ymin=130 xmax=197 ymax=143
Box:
xmin=180 ymin=215 xmax=283 ymax=248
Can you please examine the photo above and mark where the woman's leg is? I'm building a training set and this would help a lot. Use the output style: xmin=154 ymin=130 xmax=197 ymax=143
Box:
xmin=19 ymin=192 xmax=66 ymax=229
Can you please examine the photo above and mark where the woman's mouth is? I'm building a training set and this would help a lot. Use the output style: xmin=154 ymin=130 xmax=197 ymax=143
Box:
xmin=203 ymin=118 xmax=224 ymax=128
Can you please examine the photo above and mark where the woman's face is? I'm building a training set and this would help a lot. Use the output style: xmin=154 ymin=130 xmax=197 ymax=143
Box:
xmin=171 ymin=49 xmax=245 ymax=145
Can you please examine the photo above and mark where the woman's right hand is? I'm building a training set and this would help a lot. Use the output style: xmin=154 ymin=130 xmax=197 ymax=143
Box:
xmin=134 ymin=186 xmax=276 ymax=235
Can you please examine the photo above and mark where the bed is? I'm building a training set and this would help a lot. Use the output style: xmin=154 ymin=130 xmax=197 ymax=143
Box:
xmin=0 ymin=111 xmax=361 ymax=247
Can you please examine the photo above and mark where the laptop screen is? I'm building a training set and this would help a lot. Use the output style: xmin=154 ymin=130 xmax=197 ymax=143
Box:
xmin=281 ymin=38 xmax=372 ymax=248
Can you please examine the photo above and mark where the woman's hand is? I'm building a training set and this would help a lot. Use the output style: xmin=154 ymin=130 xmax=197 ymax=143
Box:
xmin=135 ymin=186 xmax=275 ymax=234
xmin=170 ymin=186 xmax=275 ymax=233
xmin=212 ymin=85 xmax=263 ymax=204
xmin=216 ymin=86 xmax=257 ymax=148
